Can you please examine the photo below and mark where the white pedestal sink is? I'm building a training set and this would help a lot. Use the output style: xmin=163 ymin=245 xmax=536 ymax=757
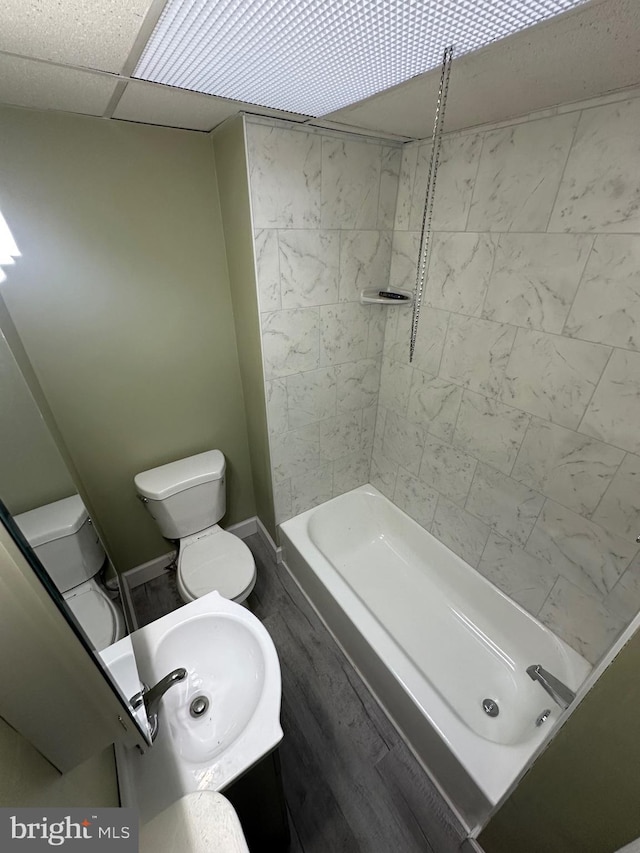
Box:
xmin=114 ymin=591 xmax=283 ymax=824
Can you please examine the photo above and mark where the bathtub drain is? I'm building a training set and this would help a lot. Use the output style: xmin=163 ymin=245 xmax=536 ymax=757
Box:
xmin=482 ymin=698 xmax=499 ymax=717
xmin=190 ymin=696 xmax=209 ymax=718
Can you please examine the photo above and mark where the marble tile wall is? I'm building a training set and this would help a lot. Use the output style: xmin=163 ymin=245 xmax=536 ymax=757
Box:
xmin=373 ymin=94 xmax=640 ymax=664
xmin=245 ymin=118 xmax=401 ymax=524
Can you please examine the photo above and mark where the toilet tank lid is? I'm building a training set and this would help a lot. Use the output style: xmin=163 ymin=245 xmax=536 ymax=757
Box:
xmin=14 ymin=495 xmax=88 ymax=548
xmin=134 ymin=450 xmax=225 ymax=500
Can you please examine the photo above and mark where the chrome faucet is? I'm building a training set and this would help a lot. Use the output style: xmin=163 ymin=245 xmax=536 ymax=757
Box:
xmin=131 ymin=667 xmax=187 ymax=741
xmin=526 ymin=664 xmax=575 ymax=710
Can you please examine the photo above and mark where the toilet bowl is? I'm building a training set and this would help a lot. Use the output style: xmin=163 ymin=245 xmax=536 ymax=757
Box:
xmin=14 ymin=495 xmax=126 ymax=651
xmin=64 ymin=577 xmax=127 ymax=650
xmin=135 ymin=450 xmax=257 ymax=607
xmin=177 ymin=525 xmax=256 ymax=605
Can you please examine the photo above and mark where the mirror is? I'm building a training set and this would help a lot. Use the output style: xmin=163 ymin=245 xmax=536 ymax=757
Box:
xmin=0 ymin=508 xmax=150 ymax=770
xmin=0 ymin=323 xmax=150 ymax=749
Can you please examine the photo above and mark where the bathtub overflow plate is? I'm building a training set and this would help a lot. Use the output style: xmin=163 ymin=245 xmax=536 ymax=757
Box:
xmin=536 ymin=709 xmax=551 ymax=727
xmin=482 ymin=698 xmax=499 ymax=717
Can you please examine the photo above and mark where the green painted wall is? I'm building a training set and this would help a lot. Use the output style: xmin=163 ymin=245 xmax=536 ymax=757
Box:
xmin=212 ymin=117 xmax=276 ymax=540
xmin=480 ymin=629 xmax=640 ymax=853
xmin=0 ymin=105 xmax=256 ymax=571
xmin=0 ymin=716 xmax=118 ymax=807
xmin=0 ymin=326 xmax=75 ymax=515
xmin=0 ymin=293 xmax=97 ymax=528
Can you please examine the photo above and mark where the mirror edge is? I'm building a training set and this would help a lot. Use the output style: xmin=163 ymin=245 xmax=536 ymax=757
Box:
xmin=0 ymin=516 xmax=149 ymax=772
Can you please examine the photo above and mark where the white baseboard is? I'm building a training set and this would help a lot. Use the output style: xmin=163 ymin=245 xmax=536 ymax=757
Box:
xmin=256 ymin=517 xmax=282 ymax=562
xmin=122 ymin=551 xmax=177 ymax=589
xmin=227 ymin=516 xmax=258 ymax=539
xmin=120 ymin=516 xmax=277 ymax=626
xmin=122 ymin=517 xmax=259 ymax=592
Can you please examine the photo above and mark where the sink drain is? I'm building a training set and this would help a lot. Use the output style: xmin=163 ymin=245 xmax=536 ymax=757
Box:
xmin=189 ymin=695 xmax=210 ymax=718
xmin=482 ymin=698 xmax=499 ymax=717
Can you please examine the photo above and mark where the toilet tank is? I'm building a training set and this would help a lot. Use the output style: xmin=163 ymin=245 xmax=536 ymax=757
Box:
xmin=14 ymin=495 xmax=106 ymax=594
xmin=134 ymin=450 xmax=226 ymax=540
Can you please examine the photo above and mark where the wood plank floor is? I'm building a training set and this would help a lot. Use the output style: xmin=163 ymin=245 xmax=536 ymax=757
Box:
xmin=128 ymin=533 xmax=467 ymax=853
xmin=129 ymin=569 xmax=182 ymax=629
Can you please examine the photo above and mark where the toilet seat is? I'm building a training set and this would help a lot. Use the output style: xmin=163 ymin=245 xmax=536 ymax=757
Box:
xmin=64 ymin=579 xmax=125 ymax=651
xmin=177 ymin=525 xmax=256 ymax=603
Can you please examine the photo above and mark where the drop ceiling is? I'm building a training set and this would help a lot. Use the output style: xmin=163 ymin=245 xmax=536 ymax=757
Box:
xmin=0 ymin=0 xmax=638 ymax=141
xmin=134 ymin=0 xmax=589 ymax=116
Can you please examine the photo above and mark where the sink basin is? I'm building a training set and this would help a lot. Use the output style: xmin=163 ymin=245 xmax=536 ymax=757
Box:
xmin=150 ymin=611 xmax=270 ymax=764
xmin=118 ymin=591 xmax=283 ymax=822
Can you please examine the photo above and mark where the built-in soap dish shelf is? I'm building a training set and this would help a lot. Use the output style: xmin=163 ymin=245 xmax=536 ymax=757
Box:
xmin=360 ymin=288 xmax=414 ymax=305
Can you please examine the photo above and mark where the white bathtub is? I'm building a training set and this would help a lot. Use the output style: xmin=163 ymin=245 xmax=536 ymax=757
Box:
xmin=279 ymin=484 xmax=591 ymax=829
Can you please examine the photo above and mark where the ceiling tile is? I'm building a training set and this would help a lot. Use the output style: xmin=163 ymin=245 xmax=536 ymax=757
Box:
xmin=327 ymin=0 xmax=640 ymax=139
xmin=0 ymin=54 xmax=117 ymax=116
xmin=0 ymin=0 xmax=156 ymax=74
xmin=113 ymin=81 xmax=243 ymax=131
xmin=113 ymin=80 xmax=308 ymax=131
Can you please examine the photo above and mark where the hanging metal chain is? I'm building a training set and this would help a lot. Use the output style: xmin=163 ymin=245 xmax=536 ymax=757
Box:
xmin=410 ymin=46 xmax=454 ymax=363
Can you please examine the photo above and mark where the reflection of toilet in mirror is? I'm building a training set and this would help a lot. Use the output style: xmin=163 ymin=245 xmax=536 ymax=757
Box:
xmin=134 ymin=450 xmax=256 ymax=607
xmin=14 ymin=495 xmax=126 ymax=650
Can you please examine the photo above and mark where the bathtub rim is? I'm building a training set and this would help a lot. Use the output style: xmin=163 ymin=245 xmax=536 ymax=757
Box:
xmin=305 ymin=484 xmax=589 ymax=747
xmin=279 ymin=483 xmax=593 ymax=831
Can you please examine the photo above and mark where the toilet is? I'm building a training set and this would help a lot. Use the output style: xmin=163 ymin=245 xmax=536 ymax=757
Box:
xmin=14 ymin=495 xmax=126 ymax=651
xmin=134 ymin=450 xmax=256 ymax=606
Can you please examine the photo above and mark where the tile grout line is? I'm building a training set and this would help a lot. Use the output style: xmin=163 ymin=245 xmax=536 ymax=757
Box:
xmin=262 ymin=298 xmax=639 ymax=360
xmin=477 ymin=232 xmax=501 ymax=320
xmin=589 ymin=451 xmax=628 ymax=522
xmin=558 ymin=233 xmax=598 ymax=338
xmin=461 ymin=457 xmax=480 ymax=515
xmin=606 ymin=537 xmax=640 ymax=600
xmin=474 ymin=524 xmax=492 ymax=571
xmin=505 ymin=412 xmax=532 ymax=478
xmin=462 ymin=129 xmax=487 ymax=233
xmin=390 ymin=145 xmax=413 ymax=233
xmin=407 ymin=144 xmax=423 ymax=232
xmin=448 ymin=382 xmax=466 ymax=445
xmin=433 ymin=308 xmax=452 ymax=380
xmin=404 ymin=294 xmax=640 ymax=354
xmin=275 ymin=227 xmax=284 ymax=317
xmin=575 ymin=345 xmax=615 ymax=436
xmin=534 ymin=573 xmax=560 ymax=619
xmin=373 ymin=144 xmax=384 ymax=234
xmin=543 ymin=109 xmax=583 ymax=232
xmin=522 ymin=494 xmax=547 ymax=552
xmin=494 ymin=321 xmax=519 ymax=414
xmin=355 ymin=226 xmax=640 ymax=237
xmin=385 ymin=146 xmax=402 ymax=233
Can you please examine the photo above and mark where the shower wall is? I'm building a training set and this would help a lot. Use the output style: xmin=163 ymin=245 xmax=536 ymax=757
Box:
xmin=373 ymin=91 xmax=640 ymax=664
xmin=245 ymin=117 xmax=401 ymax=523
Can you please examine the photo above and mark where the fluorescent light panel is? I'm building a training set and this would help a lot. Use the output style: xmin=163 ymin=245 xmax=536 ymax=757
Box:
xmin=135 ymin=0 xmax=589 ymax=117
